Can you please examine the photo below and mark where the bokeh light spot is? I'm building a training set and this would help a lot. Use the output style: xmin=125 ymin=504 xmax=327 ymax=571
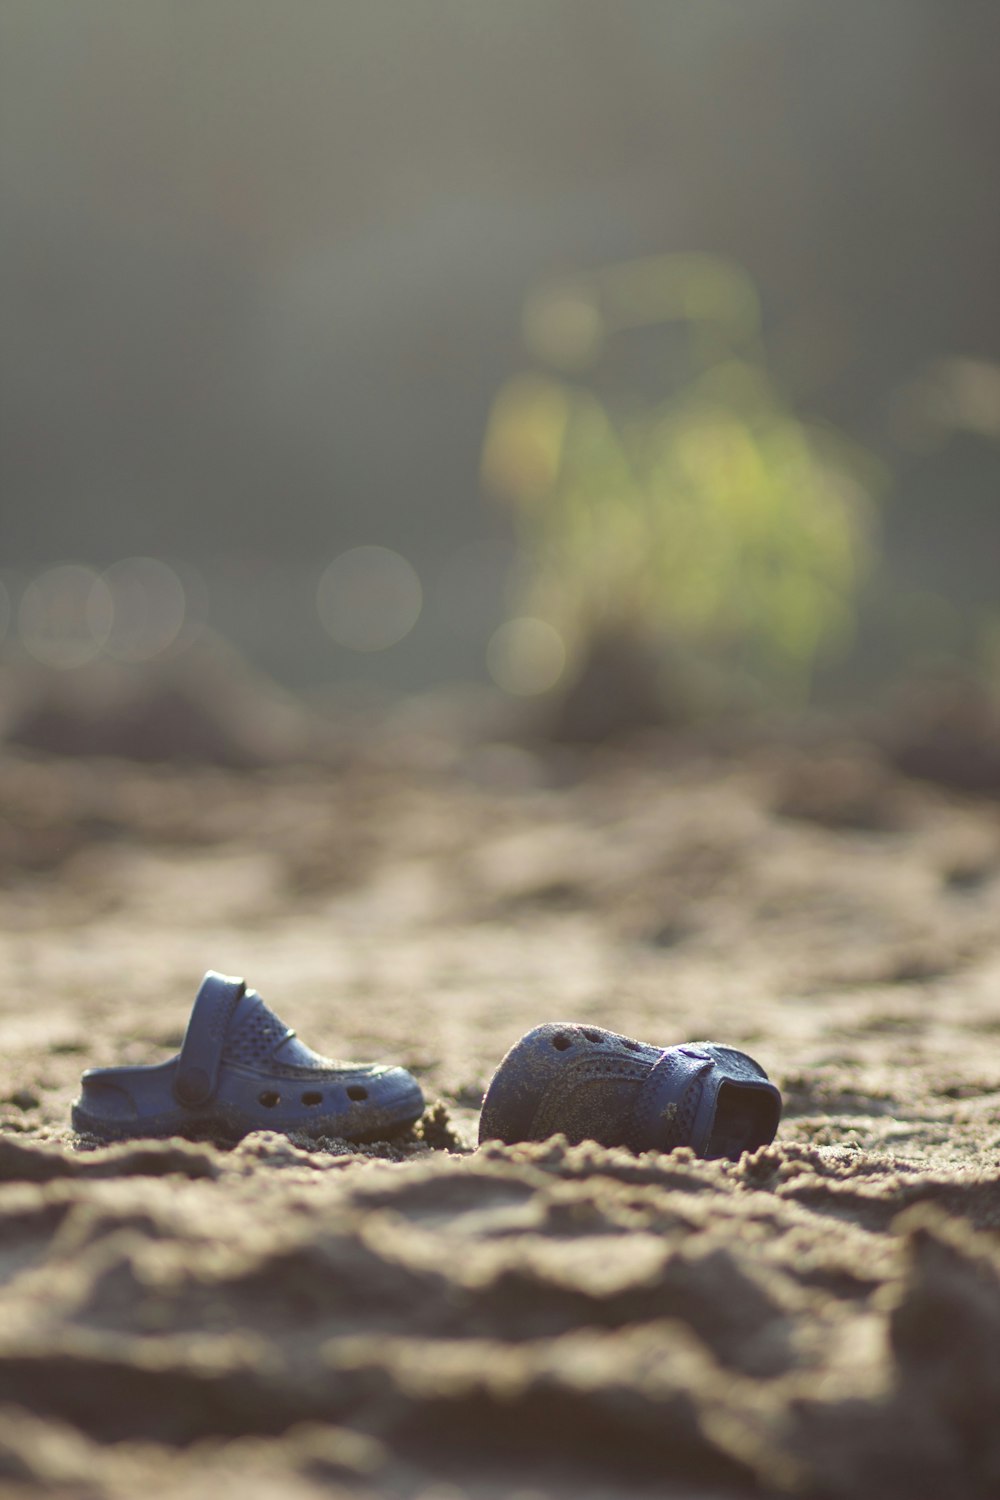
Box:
xmin=480 ymin=377 xmax=570 ymax=504
xmin=18 ymin=564 xmax=114 ymax=668
xmin=522 ymin=283 xmax=604 ymax=370
xmin=487 ymin=616 xmax=566 ymax=696
xmin=103 ymin=557 xmax=188 ymax=661
xmin=317 ymin=546 xmax=422 ymax=652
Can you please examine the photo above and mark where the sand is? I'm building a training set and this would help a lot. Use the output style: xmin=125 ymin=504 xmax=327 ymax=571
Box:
xmin=2 ymin=733 xmax=1000 ymax=1498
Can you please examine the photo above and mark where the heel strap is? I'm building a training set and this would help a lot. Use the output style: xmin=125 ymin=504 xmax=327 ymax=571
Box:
xmin=626 ymin=1046 xmax=713 ymax=1154
xmin=174 ymin=971 xmax=246 ymax=1106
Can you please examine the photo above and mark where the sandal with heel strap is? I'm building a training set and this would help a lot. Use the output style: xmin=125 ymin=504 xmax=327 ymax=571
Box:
xmin=72 ymin=970 xmax=425 ymax=1144
xmin=478 ymin=1021 xmax=780 ymax=1160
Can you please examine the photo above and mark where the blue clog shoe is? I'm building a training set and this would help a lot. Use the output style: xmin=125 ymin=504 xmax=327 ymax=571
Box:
xmin=72 ymin=970 xmax=425 ymax=1144
xmin=478 ymin=1022 xmax=780 ymax=1160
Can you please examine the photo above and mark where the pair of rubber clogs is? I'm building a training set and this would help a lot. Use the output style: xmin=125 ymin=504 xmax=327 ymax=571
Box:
xmin=72 ymin=971 xmax=781 ymax=1161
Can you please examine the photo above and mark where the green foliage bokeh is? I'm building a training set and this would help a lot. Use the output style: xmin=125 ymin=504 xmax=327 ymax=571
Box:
xmin=483 ymin=256 xmax=882 ymax=704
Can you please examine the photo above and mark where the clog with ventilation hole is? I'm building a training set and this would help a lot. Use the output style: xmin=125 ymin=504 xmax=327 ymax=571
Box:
xmin=72 ymin=970 xmax=424 ymax=1143
xmin=478 ymin=1022 xmax=780 ymax=1160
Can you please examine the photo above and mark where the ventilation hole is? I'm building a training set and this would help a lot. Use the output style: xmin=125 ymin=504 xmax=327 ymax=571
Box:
xmin=346 ymin=1085 xmax=368 ymax=1101
xmin=623 ymin=1039 xmax=641 ymax=1051
xmin=258 ymin=1091 xmax=280 ymax=1108
xmin=582 ymin=1029 xmax=602 ymax=1043
xmin=551 ymin=1033 xmax=572 ymax=1051
xmin=301 ymin=1091 xmax=323 ymax=1106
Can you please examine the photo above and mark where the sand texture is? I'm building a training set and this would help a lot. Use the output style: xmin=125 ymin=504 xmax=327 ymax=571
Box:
xmin=2 ymin=738 xmax=1000 ymax=1498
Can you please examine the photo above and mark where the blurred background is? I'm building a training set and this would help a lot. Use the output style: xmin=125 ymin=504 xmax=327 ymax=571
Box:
xmin=2 ymin=0 xmax=1000 ymax=754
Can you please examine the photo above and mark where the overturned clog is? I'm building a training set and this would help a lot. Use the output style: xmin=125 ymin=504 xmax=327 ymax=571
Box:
xmin=478 ymin=1022 xmax=780 ymax=1160
xmin=73 ymin=970 xmax=425 ymax=1144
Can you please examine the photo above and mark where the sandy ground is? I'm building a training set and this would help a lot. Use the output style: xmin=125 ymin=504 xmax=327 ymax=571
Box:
xmin=2 ymin=731 xmax=1000 ymax=1498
